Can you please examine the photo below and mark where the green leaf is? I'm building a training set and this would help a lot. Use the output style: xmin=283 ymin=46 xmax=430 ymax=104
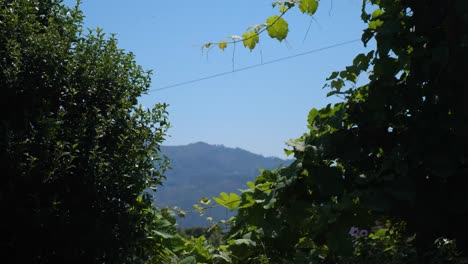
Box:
xmin=239 ymin=193 xmax=256 ymax=209
xmin=153 ymin=230 xmax=174 ymax=239
xmin=286 ymin=139 xmax=305 ymax=152
xmin=299 ymin=0 xmax=319 ymax=15
xmin=326 ymin=71 xmax=339 ymax=80
xmin=308 ymin=108 xmax=319 ymax=125
xmin=331 ymin=79 xmax=345 ymax=91
xmin=369 ymin=19 xmax=384 ymax=30
xmin=232 ymin=238 xmax=256 ymax=246
xmin=213 ymin=192 xmax=241 ymax=211
xmin=266 ymin=15 xmax=289 ymax=42
xmin=213 ymin=251 xmax=232 ymax=262
xmin=372 ymin=8 xmax=383 ymax=19
xmin=218 ymin=41 xmax=227 ymax=51
xmin=242 ymin=31 xmax=259 ymax=51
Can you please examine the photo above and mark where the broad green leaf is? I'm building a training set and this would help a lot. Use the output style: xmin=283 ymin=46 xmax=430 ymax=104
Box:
xmin=218 ymin=41 xmax=227 ymax=51
xmin=326 ymin=71 xmax=339 ymax=80
xmin=231 ymin=238 xmax=256 ymax=246
xmin=308 ymin=108 xmax=319 ymax=125
xmin=299 ymin=0 xmax=319 ymax=15
xmin=153 ymin=230 xmax=174 ymax=239
xmin=239 ymin=193 xmax=255 ymax=209
xmin=331 ymin=79 xmax=345 ymax=91
xmin=242 ymin=31 xmax=259 ymax=51
xmin=372 ymin=8 xmax=383 ymax=19
xmin=213 ymin=192 xmax=241 ymax=211
xmin=266 ymin=15 xmax=289 ymax=42
xmin=369 ymin=19 xmax=384 ymax=30
xmin=213 ymin=251 xmax=232 ymax=262
xmin=340 ymin=70 xmax=358 ymax=83
xmin=263 ymin=196 xmax=277 ymax=209
xmin=286 ymin=139 xmax=305 ymax=152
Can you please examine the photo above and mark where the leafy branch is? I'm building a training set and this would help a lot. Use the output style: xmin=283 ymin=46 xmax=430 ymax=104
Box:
xmin=203 ymin=0 xmax=319 ymax=51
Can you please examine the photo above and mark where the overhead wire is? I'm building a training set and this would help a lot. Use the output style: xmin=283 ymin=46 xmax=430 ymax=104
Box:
xmin=148 ymin=38 xmax=361 ymax=93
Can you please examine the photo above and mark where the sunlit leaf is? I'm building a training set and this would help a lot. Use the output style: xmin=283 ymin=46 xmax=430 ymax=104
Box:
xmin=369 ymin=19 xmax=384 ymax=30
xmin=372 ymin=8 xmax=383 ymax=19
xmin=299 ymin=0 xmax=319 ymax=15
xmin=213 ymin=192 xmax=241 ymax=211
xmin=218 ymin=41 xmax=227 ymax=51
xmin=266 ymin=15 xmax=289 ymax=42
xmin=242 ymin=31 xmax=259 ymax=51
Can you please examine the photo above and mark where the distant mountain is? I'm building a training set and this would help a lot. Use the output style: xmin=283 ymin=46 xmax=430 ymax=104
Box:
xmin=152 ymin=142 xmax=292 ymax=227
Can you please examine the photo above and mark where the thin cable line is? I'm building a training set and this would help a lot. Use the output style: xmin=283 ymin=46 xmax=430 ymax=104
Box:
xmin=149 ymin=38 xmax=361 ymax=93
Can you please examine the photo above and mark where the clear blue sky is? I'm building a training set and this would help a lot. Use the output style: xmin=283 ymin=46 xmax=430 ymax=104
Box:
xmin=64 ymin=0 xmax=370 ymax=158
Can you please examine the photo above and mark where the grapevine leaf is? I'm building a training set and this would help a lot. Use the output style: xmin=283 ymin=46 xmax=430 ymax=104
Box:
xmin=286 ymin=139 xmax=306 ymax=152
xmin=299 ymin=0 xmax=319 ymax=15
xmin=308 ymin=108 xmax=319 ymax=125
xmin=266 ymin=15 xmax=289 ymax=42
xmin=242 ymin=31 xmax=259 ymax=51
xmin=213 ymin=192 xmax=241 ymax=211
xmin=331 ymin=79 xmax=345 ymax=91
xmin=239 ymin=193 xmax=256 ymax=209
xmin=218 ymin=41 xmax=227 ymax=51
xmin=372 ymin=8 xmax=384 ymax=19
xmin=231 ymin=238 xmax=256 ymax=246
xmin=369 ymin=19 xmax=384 ymax=30
xmin=153 ymin=230 xmax=174 ymax=239
xmin=327 ymin=71 xmax=339 ymax=80
xmin=213 ymin=252 xmax=232 ymax=262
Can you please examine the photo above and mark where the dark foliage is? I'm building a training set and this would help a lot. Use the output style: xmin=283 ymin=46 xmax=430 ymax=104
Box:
xmin=0 ymin=0 xmax=171 ymax=262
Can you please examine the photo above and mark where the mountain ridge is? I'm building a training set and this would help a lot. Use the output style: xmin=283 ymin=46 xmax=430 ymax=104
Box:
xmin=153 ymin=142 xmax=292 ymax=227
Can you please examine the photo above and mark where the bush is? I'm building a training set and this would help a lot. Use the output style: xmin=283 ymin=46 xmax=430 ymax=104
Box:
xmin=0 ymin=0 xmax=171 ymax=262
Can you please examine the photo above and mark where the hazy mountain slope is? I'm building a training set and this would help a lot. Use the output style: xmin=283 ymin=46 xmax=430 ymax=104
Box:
xmin=152 ymin=142 xmax=291 ymax=227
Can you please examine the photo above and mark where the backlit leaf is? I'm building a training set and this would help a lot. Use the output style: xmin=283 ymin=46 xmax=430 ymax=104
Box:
xmin=266 ymin=15 xmax=289 ymax=42
xmin=213 ymin=192 xmax=241 ymax=211
xmin=218 ymin=41 xmax=227 ymax=51
xmin=242 ymin=31 xmax=259 ymax=51
xmin=299 ymin=0 xmax=319 ymax=15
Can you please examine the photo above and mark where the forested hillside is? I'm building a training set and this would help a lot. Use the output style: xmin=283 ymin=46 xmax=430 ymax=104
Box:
xmin=154 ymin=142 xmax=291 ymax=227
